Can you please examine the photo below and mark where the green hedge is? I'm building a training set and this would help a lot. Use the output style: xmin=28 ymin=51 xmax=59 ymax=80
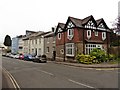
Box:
xmin=76 ymin=54 xmax=96 ymax=64
xmin=76 ymin=48 xmax=116 ymax=64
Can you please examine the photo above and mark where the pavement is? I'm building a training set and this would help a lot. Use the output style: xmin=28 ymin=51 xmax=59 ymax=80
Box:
xmin=54 ymin=61 xmax=120 ymax=68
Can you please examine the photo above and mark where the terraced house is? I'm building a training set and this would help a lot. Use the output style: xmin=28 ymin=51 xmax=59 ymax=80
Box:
xmin=55 ymin=15 xmax=111 ymax=62
xmin=23 ymin=30 xmax=56 ymax=60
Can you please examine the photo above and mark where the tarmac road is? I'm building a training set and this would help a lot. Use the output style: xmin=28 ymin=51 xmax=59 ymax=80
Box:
xmin=2 ymin=56 xmax=119 ymax=89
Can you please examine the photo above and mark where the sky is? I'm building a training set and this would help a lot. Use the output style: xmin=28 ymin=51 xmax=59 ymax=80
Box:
xmin=0 ymin=0 xmax=119 ymax=43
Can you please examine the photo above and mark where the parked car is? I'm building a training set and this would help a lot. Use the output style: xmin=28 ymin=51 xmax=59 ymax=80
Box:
xmin=9 ymin=54 xmax=15 ymax=58
xmin=19 ymin=54 xmax=24 ymax=60
xmin=6 ymin=53 xmax=11 ymax=57
xmin=33 ymin=55 xmax=47 ymax=63
xmin=24 ymin=54 xmax=35 ymax=61
xmin=13 ymin=54 xmax=20 ymax=59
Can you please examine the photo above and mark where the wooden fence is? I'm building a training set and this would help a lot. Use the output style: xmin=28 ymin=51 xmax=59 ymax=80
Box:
xmin=109 ymin=46 xmax=120 ymax=57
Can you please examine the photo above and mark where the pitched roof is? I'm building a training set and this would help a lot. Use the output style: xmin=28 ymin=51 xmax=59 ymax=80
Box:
xmin=68 ymin=15 xmax=97 ymax=27
xmin=55 ymin=23 xmax=65 ymax=34
xmin=82 ymin=15 xmax=93 ymax=24
xmin=44 ymin=32 xmax=54 ymax=37
xmin=58 ymin=23 xmax=65 ymax=29
xmin=69 ymin=16 xmax=82 ymax=27
xmin=96 ymin=18 xmax=109 ymax=29
xmin=96 ymin=18 xmax=103 ymax=25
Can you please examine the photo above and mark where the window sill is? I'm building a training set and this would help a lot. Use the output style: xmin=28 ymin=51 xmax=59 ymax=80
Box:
xmin=66 ymin=54 xmax=74 ymax=57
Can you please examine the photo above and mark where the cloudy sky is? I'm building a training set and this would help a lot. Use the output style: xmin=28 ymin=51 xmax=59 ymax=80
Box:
xmin=0 ymin=0 xmax=119 ymax=43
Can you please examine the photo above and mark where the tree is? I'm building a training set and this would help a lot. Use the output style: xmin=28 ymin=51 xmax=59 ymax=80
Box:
xmin=112 ymin=17 xmax=120 ymax=34
xmin=110 ymin=17 xmax=120 ymax=46
xmin=3 ymin=35 xmax=12 ymax=46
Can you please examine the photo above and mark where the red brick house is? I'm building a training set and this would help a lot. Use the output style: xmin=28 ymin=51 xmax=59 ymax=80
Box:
xmin=55 ymin=15 xmax=111 ymax=62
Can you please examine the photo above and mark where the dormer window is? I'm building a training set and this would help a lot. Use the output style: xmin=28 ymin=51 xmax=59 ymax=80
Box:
xmin=67 ymin=29 xmax=74 ymax=40
xmin=87 ymin=30 xmax=91 ymax=39
xmin=102 ymin=32 xmax=106 ymax=40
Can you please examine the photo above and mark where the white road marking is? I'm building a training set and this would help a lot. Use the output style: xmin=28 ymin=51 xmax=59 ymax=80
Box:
xmin=96 ymin=68 xmax=115 ymax=71
xmin=82 ymin=68 xmax=94 ymax=70
xmin=37 ymin=69 xmax=54 ymax=76
xmin=68 ymin=79 xmax=96 ymax=89
xmin=3 ymin=68 xmax=21 ymax=90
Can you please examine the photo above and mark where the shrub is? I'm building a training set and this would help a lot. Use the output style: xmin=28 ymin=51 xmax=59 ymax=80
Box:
xmin=76 ymin=54 xmax=96 ymax=64
xmin=108 ymin=54 xmax=116 ymax=61
xmin=90 ymin=48 xmax=108 ymax=63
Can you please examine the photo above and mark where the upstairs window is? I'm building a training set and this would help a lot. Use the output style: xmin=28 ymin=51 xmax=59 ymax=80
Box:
xmin=87 ymin=30 xmax=91 ymax=39
xmin=95 ymin=31 xmax=98 ymax=36
xmin=102 ymin=32 xmax=106 ymax=40
xmin=67 ymin=29 xmax=74 ymax=40
xmin=47 ymin=38 xmax=50 ymax=43
xmin=35 ymin=39 xmax=37 ymax=44
xmin=58 ymin=33 xmax=61 ymax=40
xmin=58 ymin=28 xmax=62 ymax=40
xmin=47 ymin=47 xmax=49 ymax=53
xmin=39 ymin=38 xmax=41 ymax=44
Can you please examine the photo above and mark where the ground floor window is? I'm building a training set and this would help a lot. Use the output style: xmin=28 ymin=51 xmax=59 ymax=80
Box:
xmin=66 ymin=43 xmax=74 ymax=56
xmin=85 ymin=44 xmax=102 ymax=54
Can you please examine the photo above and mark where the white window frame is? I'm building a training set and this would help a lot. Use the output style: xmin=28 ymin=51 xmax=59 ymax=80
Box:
xmin=66 ymin=43 xmax=74 ymax=57
xmin=85 ymin=44 xmax=102 ymax=54
xmin=58 ymin=33 xmax=61 ymax=40
xmin=102 ymin=32 xmax=106 ymax=40
xmin=87 ymin=30 xmax=91 ymax=39
xmin=67 ymin=29 xmax=74 ymax=40
xmin=95 ymin=31 xmax=98 ymax=36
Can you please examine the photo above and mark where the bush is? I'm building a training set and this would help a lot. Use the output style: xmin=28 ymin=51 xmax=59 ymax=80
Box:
xmin=76 ymin=54 xmax=96 ymax=64
xmin=108 ymin=54 xmax=116 ymax=61
xmin=90 ymin=48 xmax=108 ymax=63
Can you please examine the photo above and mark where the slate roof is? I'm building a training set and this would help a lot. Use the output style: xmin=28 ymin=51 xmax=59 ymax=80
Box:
xmin=55 ymin=15 xmax=110 ymax=34
xmin=96 ymin=18 xmax=103 ymax=25
xmin=55 ymin=23 xmax=65 ymax=34
xmin=69 ymin=16 xmax=82 ymax=27
xmin=82 ymin=15 xmax=93 ymax=24
xmin=58 ymin=23 xmax=65 ymax=29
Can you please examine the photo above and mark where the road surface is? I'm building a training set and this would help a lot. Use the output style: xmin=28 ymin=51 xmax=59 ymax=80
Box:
xmin=2 ymin=56 xmax=119 ymax=89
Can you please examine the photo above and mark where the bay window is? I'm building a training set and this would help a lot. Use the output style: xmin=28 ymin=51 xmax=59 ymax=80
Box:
xmin=66 ymin=43 xmax=74 ymax=56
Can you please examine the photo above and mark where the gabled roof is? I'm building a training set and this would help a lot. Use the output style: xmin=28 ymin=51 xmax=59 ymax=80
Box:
xmin=58 ymin=23 xmax=65 ymax=29
xmin=96 ymin=18 xmax=103 ymax=25
xmin=66 ymin=15 xmax=97 ymax=28
xmin=55 ymin=23 xmax=65 ymax=34
xmin=82 ymin=15 xmax=93 ymax=24
xmin=82 ymin=15 xmax=97 ymax=26
xmin=96 ymin=18 xmax=109 ymax=29
xmin=68 ymin=16 xmax=82 ymax=27
xmin=55 ymin=15 xmax=110 ymax=35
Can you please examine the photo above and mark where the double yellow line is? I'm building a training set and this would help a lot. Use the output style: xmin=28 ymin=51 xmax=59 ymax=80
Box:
xmin=2 ymin=68 xmax=21 ymax=90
